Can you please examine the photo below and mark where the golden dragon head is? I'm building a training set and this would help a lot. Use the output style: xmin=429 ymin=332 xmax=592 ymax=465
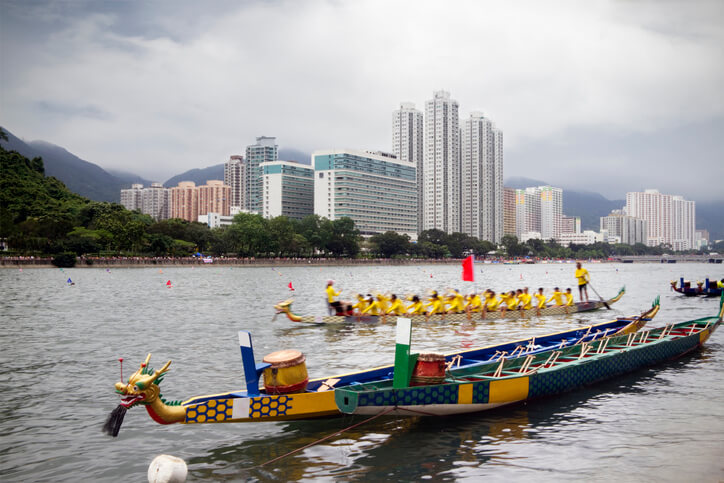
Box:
xmin=114 ymin=353 xmax=171 ymax=409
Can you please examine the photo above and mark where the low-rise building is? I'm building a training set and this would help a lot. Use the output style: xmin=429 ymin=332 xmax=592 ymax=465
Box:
xmin=313 ymin=149 xmax=417 ymax=239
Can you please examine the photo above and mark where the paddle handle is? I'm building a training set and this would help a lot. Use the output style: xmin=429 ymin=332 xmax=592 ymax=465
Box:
xmin=587 ymin=282 xmax=611 ymax=309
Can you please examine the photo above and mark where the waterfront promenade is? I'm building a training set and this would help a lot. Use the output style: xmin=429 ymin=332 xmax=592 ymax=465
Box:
xmin=2 ymin=254 xmax=721 ymax=268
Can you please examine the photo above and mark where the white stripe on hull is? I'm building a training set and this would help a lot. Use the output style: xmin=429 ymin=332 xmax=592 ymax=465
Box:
xmin=349 ymin=401 xmax=519 ymax=416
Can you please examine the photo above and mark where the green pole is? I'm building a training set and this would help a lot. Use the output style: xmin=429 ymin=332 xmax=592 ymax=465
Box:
xmin=393 ymin=318 xmax=416 ymax=388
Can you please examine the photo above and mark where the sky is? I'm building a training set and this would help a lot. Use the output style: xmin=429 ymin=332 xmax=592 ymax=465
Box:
xmin=1 ymin=0 xmax=723 ymax=201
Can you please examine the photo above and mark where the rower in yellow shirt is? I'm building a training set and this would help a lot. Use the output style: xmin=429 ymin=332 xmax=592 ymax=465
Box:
xmin=465 ymin=293 xmax=483 ymax=313
xmin=375 ymin=293 xmax=391 ymax=313
xmin=575 ymin=262 xmax=590 ymax=302
xmin=386 ymin=294 xmax=407 ymax=316
xmin=500 ymin=290 xmax=518 ymax=316
xmin=407 ymin=295 xmax=426 ymax=314
xmin=425 ymin=292 xmax=445 ymax=315
xmin=446 ymin=289 xmax=466 ymax=314
xmin=564 ymin=288 xmax=575 ymax=313
xmin=361 ymin=295 xmax=384 ymax=316
xmin=485 ymin=291 xmax=500 ymax=312
xmin=534 ymin=288 xmax=547 ymax=316
xmin=352 ymin=294 xmax=369 ymax=315
xmin=519 ymin=288 xmax=533 ymax=310
xmin=548 ymin=287 xmax=564 ymax=306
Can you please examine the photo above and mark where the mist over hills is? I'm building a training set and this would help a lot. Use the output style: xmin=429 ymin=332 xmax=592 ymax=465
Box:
xmin=1 ymin=127 xmax=720 ymax=240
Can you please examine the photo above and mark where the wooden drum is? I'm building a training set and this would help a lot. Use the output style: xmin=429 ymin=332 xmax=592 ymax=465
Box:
xmin=262 ymin=350 xmax=309 ymax=394
xmin=411 ymin=353 xmax=446 ymax=386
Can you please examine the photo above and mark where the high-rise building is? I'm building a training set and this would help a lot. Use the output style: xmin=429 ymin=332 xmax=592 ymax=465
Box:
xmin=515 ymin=187 xmax=541 ymax=237
xmin=503 ymin=187 xmax=517 ymax=237
xmin=120 ymin=183 xmax=169 ymax=220
xmin=262 ymin=161 xmax=314 ymax=221
xmin=539 ymin=186 xmax=563 ymax=240
xmin=461 ymin=112 xmax=503 ymax=243
xmin=516 ymin=185 xmax=563 ymax=240
xmin=120 ymin=184 xmax=143 ymax=211
xmin=224 ymin=155 xmax=245 ymax=210
xmin=245 ymin=136 xmax=278 ymax=214
xmin=423 ymin=90 xmax=460 ymax=234
xmin=313 ymin=149 xmax=417 ymax=239
xmin=392 ymin=102 xmax=424 ymax=232
xmin=170 ymin=182 xmax=199 ymax=222
xmin=561 ymin=215 xmax=582 ymax=234
xmin=600 ymin=210 xmax=647 ymax=245
xmin=142 ymin=183 xmax=170 ymax=221
xmin=170 ymin=180 xmax=230 ymax=222
xmin=625 ymin=189 xmax=696 ymax=250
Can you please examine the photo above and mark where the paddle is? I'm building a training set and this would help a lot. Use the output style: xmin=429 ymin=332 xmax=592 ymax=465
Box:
xmin=587 ymin=283 xmax=611 ymax=309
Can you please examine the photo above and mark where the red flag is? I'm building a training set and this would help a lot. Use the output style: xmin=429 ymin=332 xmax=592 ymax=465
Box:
xmin=462 ymin=255 xmax=474 ymax=282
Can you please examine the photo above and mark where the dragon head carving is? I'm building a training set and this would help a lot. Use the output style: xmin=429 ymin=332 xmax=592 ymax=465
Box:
xmin=114 ymin=353 xmax=171 ymax=409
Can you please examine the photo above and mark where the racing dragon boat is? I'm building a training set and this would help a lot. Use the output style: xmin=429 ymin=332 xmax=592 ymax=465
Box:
xmin=104 ymin=298 xmax=658 ymax=435
xmin=670 ymin=277 xmax=723 ymax=297
xmin=335 ymin=295 xmax=723 ymax=417
xmin=274 ymin=287 xmax=626 ymax=324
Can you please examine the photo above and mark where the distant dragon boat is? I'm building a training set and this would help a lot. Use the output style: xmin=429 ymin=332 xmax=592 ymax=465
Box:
xmin=104 ymin=298 xmax=658 ymax=435
xmin=274 ymin=287 xmax=626 ymax=324
xmin=671 ymin=277 xmax=723 ymax=297
xmin=335 ymin=296 xmax=722 ymax=418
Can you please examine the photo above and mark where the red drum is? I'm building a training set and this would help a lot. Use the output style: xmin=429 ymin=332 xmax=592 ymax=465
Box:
xmin=411 ymin=353 xmax=447 ymax=386
xmin=262 ymin=350 xmax=309 ymax=394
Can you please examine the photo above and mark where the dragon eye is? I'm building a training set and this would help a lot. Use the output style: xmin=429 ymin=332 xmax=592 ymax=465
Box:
xmin=134 ymin=382 xmax=145 ymax=390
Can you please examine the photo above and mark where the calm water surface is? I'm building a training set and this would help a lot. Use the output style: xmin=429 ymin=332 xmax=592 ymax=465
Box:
xmin=1 ymin=263 xmax=722 ymax=481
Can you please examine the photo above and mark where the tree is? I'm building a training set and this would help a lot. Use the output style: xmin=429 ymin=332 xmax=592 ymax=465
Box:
xmin=370 ymin=231 xmax=411 ymax=258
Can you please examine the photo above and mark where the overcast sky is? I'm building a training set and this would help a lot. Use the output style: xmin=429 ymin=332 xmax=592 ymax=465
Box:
xmin=2 ymin=0 xmax=723 ymax=200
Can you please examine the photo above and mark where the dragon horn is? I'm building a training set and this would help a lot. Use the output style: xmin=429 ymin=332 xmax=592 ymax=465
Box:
xmin=152 ymin=360 xmax=172 ymax=381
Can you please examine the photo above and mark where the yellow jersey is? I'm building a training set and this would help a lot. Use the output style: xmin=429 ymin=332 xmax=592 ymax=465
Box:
xmin=519 ymin=293 xmax=533 ymax=309
xmin=548 ymin=291 xmax=564 ymax=306
xmin=407 ymin=301 xmax=426 ymax=314
xmin=386 ymin=299 xmax=406 ymax=315
xmin=565 ymin=292 xmax=574 ymax=306
xmin=326 ymin=285 xmax=341 ymax=303
xmin=575 ymin=267 xmax=589 ymax=286
xmin=534 ymin=293 xmax=547 ymax=308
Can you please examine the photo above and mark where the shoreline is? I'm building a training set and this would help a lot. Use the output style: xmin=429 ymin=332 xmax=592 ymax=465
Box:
xmin=2 ymin=255 xmax=720 ymax=269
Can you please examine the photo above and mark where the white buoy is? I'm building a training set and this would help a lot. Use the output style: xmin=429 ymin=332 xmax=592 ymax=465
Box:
xmin=148 ymin=454 xmax=187 ymax=483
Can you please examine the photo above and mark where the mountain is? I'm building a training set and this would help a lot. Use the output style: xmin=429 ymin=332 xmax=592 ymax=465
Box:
xmin=0 ymin=127 xmax=146 ymax=203
xmin=697 ymin=201 xmax=724 ymax=242
xmin=504 ymin=177 xmax=624 ymax=231
xmin=278 ymin=148 xmax=311 ymax=164
xmin=163 ymin=164 xmax=224 ymax=187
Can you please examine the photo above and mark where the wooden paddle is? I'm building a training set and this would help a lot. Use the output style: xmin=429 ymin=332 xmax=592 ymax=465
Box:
xmin=588 ymin=282 xmax=611 ymax=309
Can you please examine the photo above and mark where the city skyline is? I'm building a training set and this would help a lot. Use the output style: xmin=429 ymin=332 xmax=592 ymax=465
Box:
xmin=1 ymin=1 xmax=723 ymax=201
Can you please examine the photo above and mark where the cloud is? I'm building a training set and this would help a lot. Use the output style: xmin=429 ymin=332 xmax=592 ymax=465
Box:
xmin=1 ymin=0 xmax=723 ymax=197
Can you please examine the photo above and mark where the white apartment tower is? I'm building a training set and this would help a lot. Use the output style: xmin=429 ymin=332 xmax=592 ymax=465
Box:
xmin=516 ymin=185 xmax=563 ymax=240
xmin=224 ymin=155 xmax=245 ymax=210
xmin=625 ymin=189 xmax=695 ymax=250
xmin=461 ymin=112 xmax=504 ymax=243
xmin=424 ymin=90 xmax=460 ymax=234
xmin=245 ymin=136 xmax=278 ymax=214
xmin=142 ymin=183 xmax=170 ymax=221
xmin=392 ymin=102 xmax=424 ymax=232
xmin=120 ymin=184 xmax=143 ymax=211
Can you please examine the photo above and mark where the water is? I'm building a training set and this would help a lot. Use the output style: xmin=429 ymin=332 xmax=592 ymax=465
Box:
xmin=1 ymin=262 xmax=722 ymax=481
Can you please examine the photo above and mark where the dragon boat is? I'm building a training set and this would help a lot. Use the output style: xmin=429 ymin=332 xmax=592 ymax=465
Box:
xmin=104 ymin=299 xmax=658 ymax=436
xmin=274 ymin=287 xmax=626 ymax=324
xmin=335 ymin=295 xmax=723 ymax=417
xmin=670 ymin=277 xmax=723 ymax=297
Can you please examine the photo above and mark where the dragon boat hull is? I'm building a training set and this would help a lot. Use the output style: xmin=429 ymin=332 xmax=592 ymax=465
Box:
xmin=276 ymin=287 xmax=626 ymax=324
xmin=335 ymin=303 xmax=723 ymax=417
xmin=107 ymin=300 xmax=659 ymax=431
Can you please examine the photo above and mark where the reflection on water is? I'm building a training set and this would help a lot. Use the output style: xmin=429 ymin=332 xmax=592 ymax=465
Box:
xmin=0 ymin=263 xmax=722 ymax=481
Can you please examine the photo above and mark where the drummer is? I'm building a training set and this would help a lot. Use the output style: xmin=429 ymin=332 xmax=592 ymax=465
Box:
xmin=326 ymin=280 xmax=343 ymax=315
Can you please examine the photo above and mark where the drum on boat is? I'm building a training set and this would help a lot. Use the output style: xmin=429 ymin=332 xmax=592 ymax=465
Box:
xmin=262 ymin=350 xmax=309 ymax=394
xmin=411 ymin=353 xmax=446 ymax=386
